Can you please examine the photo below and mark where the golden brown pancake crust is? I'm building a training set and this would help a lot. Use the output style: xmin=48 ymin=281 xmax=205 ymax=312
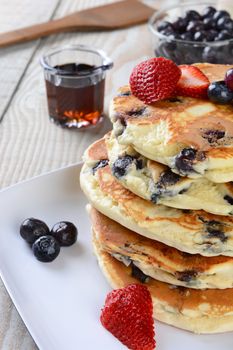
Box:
xmin=90 ymin=207 xmax=232 ymax=273
xmin=87 ymin=138 xmax=233 ymax=237
xmin=86 ymin=138 xmax=108 ymax=161
xmin=96 ymin=165 xmax=233 ymax=234
xmin=112 ymin=64 xmax=233 ymax=153
xmin=93 ymin=233 xmax=233 ymax=333
xmin=105 ymin=131 xmax=233 ymax=216
xmin=80 ymin=137 xmax=233 ymax=258
xmin=93 ymin=234 xmax=233 ymax=315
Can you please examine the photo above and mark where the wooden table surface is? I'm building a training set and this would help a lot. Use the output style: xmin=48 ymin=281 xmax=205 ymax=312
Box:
xmin=0 ymin=0 xmax=159 ymax=348
xmin=0 ymin=0 xmax=232 ymax=348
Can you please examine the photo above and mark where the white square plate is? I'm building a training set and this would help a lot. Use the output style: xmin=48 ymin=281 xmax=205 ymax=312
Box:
xmin=0 ymin=164 xmax=232 ymax=350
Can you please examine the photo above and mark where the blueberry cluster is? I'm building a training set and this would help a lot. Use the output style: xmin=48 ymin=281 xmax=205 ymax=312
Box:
xmin=20 ymin=218 xmax=78 ymax=262
xmin=208 ymin=67 xmax=233 ymax=104
xmin=155 ymin=6 xmax=233 ymax=64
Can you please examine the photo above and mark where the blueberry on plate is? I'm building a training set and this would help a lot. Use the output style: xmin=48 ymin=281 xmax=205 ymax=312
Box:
xmin=32 ymin=235 xmax=60 ymax=262
xmin=20 ymin=218 xmax=50 ymax=245
xmin=51 ymin=221 xmax=78 ymax=246
xmin=207 ymin=81 xmax=233 ymax=104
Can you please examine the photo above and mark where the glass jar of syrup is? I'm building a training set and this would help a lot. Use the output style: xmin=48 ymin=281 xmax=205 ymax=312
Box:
xmin=40 ymin=45 xmax=113 ymax=129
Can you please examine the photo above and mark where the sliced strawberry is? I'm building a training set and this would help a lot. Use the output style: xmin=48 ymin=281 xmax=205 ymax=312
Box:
xmin=100 ymin=284 xmax=155 ymax=350
xmin=129 ymin=57 xmax=181 ymax=104
xmin=176 ymin=65 xmax=210 ymax=98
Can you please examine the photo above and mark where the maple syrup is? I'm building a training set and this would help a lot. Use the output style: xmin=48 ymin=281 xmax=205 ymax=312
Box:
xmin=41 ymin=45 xmax=113 ymax=129
xmin=45 ymin=63 xmax=105 ymax=128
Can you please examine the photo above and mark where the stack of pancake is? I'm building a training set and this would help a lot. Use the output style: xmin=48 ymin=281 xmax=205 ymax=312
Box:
xmin=80 ymin=63 xmax=233 ymax=334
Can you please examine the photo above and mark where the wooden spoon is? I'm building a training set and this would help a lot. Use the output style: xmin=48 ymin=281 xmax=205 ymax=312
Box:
xmin=0 ymin=0 xmax=156 ymax=48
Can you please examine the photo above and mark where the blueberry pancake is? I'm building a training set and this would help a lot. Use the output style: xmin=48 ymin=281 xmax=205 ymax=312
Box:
xmin=109 ymin=63 xmax=233 ymax=183
xmin=106 ymin=132 xmax=233 ymax=216
xmin=80 ymin=138 xmax=233 ymax=256
xmin=93 ymin=231 xmax=233 ymax=334
xmin=89 ymin=206 xmax=233 ymax=289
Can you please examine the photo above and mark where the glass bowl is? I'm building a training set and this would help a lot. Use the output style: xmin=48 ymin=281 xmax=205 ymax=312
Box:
xmin=148 ymin=1 xmax=233 ymax=65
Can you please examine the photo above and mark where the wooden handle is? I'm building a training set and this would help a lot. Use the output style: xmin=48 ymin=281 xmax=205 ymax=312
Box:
xmin=0 ymin=0 xmax=155 ymax=48
xmin=0 ymin=19 xmax=63 ymax=47
xmin=0 ymin=17 xmax=104 ymax=48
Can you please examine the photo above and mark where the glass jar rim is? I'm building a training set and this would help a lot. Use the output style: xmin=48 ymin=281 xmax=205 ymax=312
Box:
xmin=148 ymin=0 xmax=233 ymax=46
xmin=40 ymin=44 xmax=113 ymax=77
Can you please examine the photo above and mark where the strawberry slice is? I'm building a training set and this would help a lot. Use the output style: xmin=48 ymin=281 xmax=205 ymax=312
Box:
xmin=100 ymin=284 xmax=156 ymax=350
xmin=176 ymin=65 xmax=210 ymax=98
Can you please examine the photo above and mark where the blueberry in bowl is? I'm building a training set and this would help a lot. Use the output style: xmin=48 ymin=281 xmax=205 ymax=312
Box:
xmin=148 ymin=1 xmax=233 ymax=65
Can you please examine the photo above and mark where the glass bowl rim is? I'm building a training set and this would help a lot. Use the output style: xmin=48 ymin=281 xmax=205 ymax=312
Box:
xmin=148 ymin=0 xmax=233 ymax=47
xmin=40 ymin=44 xmax=113 ymax=77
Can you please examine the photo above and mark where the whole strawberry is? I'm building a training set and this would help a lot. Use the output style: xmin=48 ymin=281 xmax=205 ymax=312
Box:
xmin=100 ymin=284 xmax=155 ymax=350
xmin=129 ymin=57 xmax=181 ymax=104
